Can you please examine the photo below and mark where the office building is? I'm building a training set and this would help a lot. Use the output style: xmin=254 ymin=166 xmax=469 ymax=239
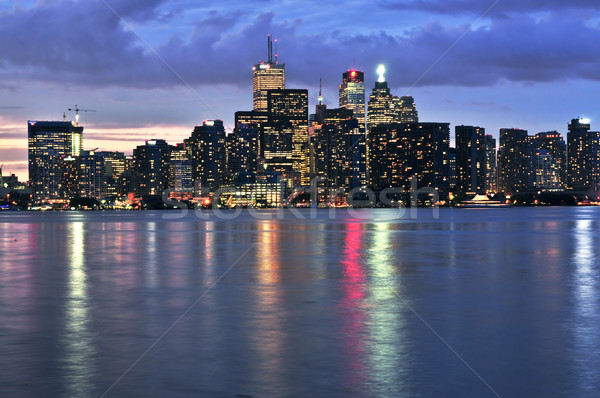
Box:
xmin=339 ymin=70 xmax=365 ymax=126
xmin=311 ymin=106 xmax=366 ymax=200
xmin=226 ymin=124 xmax=260 ymax=184
xmin=188 ymin=120 xmax=226 ymax=192
xmin=28 ymin=120 xmax=83 ymax=203
xmin=169 ymin=143 xmax=193 ymax=192
xmin=96 ymin=151 xmax=129 ymax=196
xmin=366 ymin=66 xmax=417 ymax=131
xmin=266 ymin=89 xmax=309 ymax=184
xmin=253 ymin=35 xmax=285 ymax=112
xmin=399 ymin=96 xmax=418 ymax=123
xmin=60 ymin=150 xmax=107 ymax=199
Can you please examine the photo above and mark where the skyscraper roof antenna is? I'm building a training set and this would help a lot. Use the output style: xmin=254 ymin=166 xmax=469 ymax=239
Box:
xmin=274 ymin=38 xmax=278 ymax=64
xmin=318 ymin=78 xmax=323 ymax=105
xmin=267 ymin=34 xmax=273 ymax=63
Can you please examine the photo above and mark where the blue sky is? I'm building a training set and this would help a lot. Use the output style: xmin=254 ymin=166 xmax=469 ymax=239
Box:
xmin=1 ymin=0 xmax=600 ymax=179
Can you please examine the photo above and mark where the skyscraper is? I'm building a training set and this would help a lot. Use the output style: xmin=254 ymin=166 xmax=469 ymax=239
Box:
xmin=311 ymin=106 xmax=366 ymax=198
xmin=253 ymin=35 xmax=285 ymax=112
xmin=455 ymin=125 xmax=486 ymax=196
xmin=484 ymin=135 xmax=497 ymax=194
xmin=399 ymin=96 xmax=418 ymax=123
xmin=60 ymin=150 xmax=107 ymax=199
xmin=567 ymin=118 xmax=600 ymax=191
xmin=266 ymin=89 xmax=309 ymax=184
xmin=498 ymin=128 xmax=529 ymax=195
xmin=28 ymin=120 xmax=83 ymax=203
xmin=188 ymin=120 xmax=226 ymax=192
xmin=96 ymin=151 xmax=129 ymax=196
xmin=132 ymin=139 xmax=172 ymax=197
xmin=226 ymin=124 xmax=259 ymax=183
xmin=532 ymin=131 xmax=566 ymax=190
xmin=339 ymin=70 xmax=365 ymax=126
xmin=169 ymin=143 xmax=193 ymax=193
xmin=367 ymin=81 xmax=399 ymax=130
xmin=366 ymin=65 xmax=417 ymax=130
xmin=368 ymin=122 xmax=450 ymax=199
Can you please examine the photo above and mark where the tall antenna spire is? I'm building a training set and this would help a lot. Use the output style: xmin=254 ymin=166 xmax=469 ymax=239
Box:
xmin=318 ymin=78 xmax=323 ymax=105
xmin=267 ymin=34 xmax=273 ymax=63
xmin=274 ymin=38 xmax=278 ymax=64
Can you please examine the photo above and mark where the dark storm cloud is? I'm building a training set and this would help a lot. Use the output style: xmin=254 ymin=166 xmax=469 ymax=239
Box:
xmin=381 ymin=0 xmax=600 ymax=15
xmin=1 ymin=1 xmax=600 ymax=91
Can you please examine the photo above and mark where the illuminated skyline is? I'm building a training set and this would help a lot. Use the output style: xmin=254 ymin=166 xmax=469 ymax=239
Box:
xmin=2 ymin=0 xmax=600 ymax=180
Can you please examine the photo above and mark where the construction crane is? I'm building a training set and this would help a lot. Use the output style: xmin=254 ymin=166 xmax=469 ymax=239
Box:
xmin=67 ymin=105 xmax=96 ymax=126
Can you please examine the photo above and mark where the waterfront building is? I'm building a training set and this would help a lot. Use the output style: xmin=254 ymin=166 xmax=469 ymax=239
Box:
xmin=455 ymin=125 xmax=486 ymax=196
xmin=533 ymin=149 xmax=563 ymax=190
xmin=169 ymin=143 xmax=193 ymax=192
xmin=219 ymin=171 xmax=284 ymax=208
xmin=567 ymin=118 xmax=600 ymax=191
xmin=96 ymin=151 xmax=128 ymax=196
xmin=226 ymin=124 xmax=260 ymax=184
xmin=28 ymin=120 xmax=83 ymax=203
xmin=484 ymin=135 xmax=497 ymax=194
xmin=532 ymin=131 xmax=566 ymax=190
xmin=188 ymin=120 xmax=226 ymax=192
xmin=132 ymin=139 xmax=172 ymax=197
xmin=448 ymin=147 xmax=457 ymax=192
xmin=60 ymin=150 xmax=107 ymax=199
xmin=368 ymin=122 xmax=450 ymax=200
xmin=311 ymin=106 xmax=367 ymax=201
xmin=498 ymin=128 xmax=530 ymax=195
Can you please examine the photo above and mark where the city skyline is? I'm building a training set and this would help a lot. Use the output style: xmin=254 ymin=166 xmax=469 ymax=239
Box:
xmin=2 ymin=0 xmax=600 ymax=181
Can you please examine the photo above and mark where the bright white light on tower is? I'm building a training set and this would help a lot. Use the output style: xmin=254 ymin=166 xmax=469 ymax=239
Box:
xmin=377 ymin=64 xmax=386 ymax=83
xmin=580 ymin=118 xmax=591 ymax=124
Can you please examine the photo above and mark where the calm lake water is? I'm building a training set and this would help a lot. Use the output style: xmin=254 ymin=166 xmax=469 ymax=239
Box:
xmin=1 ymin=207 xmax=599 ymax=397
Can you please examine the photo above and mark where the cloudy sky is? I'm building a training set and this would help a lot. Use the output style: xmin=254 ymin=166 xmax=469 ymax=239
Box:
xmin=1 ymin=0 xmax=600 ymax=180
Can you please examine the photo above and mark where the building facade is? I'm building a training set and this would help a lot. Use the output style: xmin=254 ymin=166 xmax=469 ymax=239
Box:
xmin=532 ymin=131 xmax=566 ymax=190
xmin=498 ymin=128 xmax=530 ymax=195
xmin=368 ymin=122 xmax=450 ymax=200
xmin=484 ymin=134 xmax=497 ymax=194
xmin=28 ymin=120 xmax=82 ymax=203
xmin=226 ymin=124 xmax=260 ymax=184
xmin=266 ymin=89 xmax=309 ymax=184
xmin=339 ymin=70 xmax=365 ymax=126
xmin=60 ymin=150 xmax=107 ymax=199
xmin=188 ymin=120 xmax=226 ymax=192
xmin=132 ymin=139 xmax=172 ymax=197
xmin=455 ymin=125 xmax=486 ymax=196
xmin=252 ymin=35 xmax=285 ymax=112
xmin=567 ymin=119 xmax=600 ymax=191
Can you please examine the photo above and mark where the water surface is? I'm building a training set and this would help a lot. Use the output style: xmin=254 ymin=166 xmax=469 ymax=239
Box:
xmin=1 ymin=208 xmax=599 ymax=397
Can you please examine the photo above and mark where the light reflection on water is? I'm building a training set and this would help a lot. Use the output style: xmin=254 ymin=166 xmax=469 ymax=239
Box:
xmin=0 ymin=208 xmax=599 ymax=397
xmin=62 ymin=221 xmax=95 ymax=398
xmin=572 ymin=219 xmax=599 ymax=395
